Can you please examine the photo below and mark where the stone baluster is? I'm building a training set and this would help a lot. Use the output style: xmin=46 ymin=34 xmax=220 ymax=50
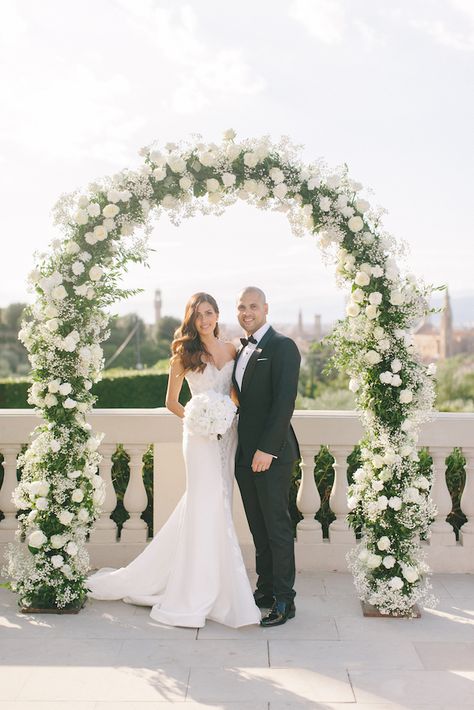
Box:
xmin=328 ymin=445 xmax=356 ymax=543
xmin=296 ymin=445 xmax=322 ymax=543
xmin=89 ymin=444 xmax=118 ymax=544
xmin=459 ymin=447 xmax=474 ymax=546
xmin=0 ymin=445 xmax=21 ymax=542
xmin=121 ymin=445 xmax=149 ymax=543
xmin=428 ymin=446 xmax=456 ymax=546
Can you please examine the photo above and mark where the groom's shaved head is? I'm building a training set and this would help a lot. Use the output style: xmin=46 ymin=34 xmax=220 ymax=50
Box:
xmin=237 ymin=286 xmax=267 ymax=304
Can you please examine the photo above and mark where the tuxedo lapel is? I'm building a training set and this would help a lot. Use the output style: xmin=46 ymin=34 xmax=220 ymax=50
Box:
xmin=232 ymin=346 xmax=244 ymax=394
xmin=241 ymin=326 xmax=275 ymax=395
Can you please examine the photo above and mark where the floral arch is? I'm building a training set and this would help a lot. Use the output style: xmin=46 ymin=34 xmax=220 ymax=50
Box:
xmin=6 ymin=130 xmax=436 ymax=615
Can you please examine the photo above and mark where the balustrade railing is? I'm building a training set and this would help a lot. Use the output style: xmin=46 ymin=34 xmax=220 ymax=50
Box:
xmin=0 ymin=409 xmax=473 ymax=571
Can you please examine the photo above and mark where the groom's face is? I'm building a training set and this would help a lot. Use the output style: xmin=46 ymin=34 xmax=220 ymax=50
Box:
xmin=237 ymin=290 xmax=268 ymax=335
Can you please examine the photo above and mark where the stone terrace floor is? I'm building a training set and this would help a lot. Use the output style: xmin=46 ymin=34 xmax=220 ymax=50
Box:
xmin=1 ymin=571 xmax=474 ymax=709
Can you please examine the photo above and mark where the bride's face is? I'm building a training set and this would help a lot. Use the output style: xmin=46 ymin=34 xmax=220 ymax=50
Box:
xmin=194 ymin=301 xmax=218 ymax=338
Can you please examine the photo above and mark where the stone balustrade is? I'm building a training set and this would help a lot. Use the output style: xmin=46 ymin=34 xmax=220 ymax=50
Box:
xmin=0 ymin=409 xmax=473 ymax=572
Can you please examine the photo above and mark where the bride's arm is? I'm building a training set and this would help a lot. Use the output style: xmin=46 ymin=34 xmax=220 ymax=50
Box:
xmin=165 ymin=358 xmax=186 ymax=419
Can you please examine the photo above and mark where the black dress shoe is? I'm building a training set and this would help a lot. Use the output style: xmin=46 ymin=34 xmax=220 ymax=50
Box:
xmin=253 ymin=591 xmax=275 ymax=609
xmin=260 ymin=600 xmax=296 ymax=627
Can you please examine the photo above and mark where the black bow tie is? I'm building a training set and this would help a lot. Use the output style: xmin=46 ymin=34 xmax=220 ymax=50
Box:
xmin=240 ymin=335 xmax=257 ymax=347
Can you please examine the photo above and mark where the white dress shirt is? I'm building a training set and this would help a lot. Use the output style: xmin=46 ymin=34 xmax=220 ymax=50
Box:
xmin=235 ymin=322 xmax=271 ymax=390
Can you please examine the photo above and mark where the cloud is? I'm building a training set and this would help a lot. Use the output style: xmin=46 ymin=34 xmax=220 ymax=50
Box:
xmin=289 ymin=0 xmax=346 ymax=45
xmin=410 ymin=0 xmax=474 ymax=52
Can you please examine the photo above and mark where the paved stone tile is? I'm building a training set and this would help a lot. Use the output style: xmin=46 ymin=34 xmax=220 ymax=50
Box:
xmin=435 ymin=574 xmax=474 ymax=599
xmin=0 ymin=638 xmax=122 ymax=666
xmin=188 ymin=667 xmax=354 ymax=703
xmin=118 ymin=639 xmax=268 ymax=667
xmin=350 ymin=669 xmax=474 ymax=705
xmin=269 ymin=639 xmax=423 ymax=670
xmin=0 ymin=704 xmax=95 ymax=710
xmin=197 ymin=615 xmax=338 ymax=640
xmin=0 ymin=667 xmax=31 ymax=702
xmin=96 ymin=704 xmax=268 ymax=710
xmin=17 ymin=666 xmax=189 ymax=702
xmin=414 ymin=641 xmax=474 ymax=670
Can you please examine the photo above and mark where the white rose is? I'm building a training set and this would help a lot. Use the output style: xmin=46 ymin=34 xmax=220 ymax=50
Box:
xmin=77 ymin=508 xmax=90 ymax=523
xmin=348 ymin=216 xmax=364 ymax=232
xmin=404 ymin=570 xmax=424 ymax=594
xmin=243 ymin=152 xmax=258 ymax=168
xmin=221 ymin=172 xmax=236 ymax=187
xmin=162 ymin=195 xmax=177 ymax=209
xmin=383 ymin=555 xmax=396 ymax=569
xmin=51 ymin=555 xmax=64 ymax=568
xmin=28 ymin=530 xmax=47 ymax=548
xmin=369 ymin=292 xmax=382 ymax=305
xmin=415 ymin=476 xmax=430 ymax=490
xmin=208 ymin=192 xmax=221 ymax=204
xmin=87 ymin=203 xmax=101 ymax=217
xmin=85 ymin=232 xmax=97 ymax=245
xmin=379 ymin=371 xmax=393 ymax=384
xmin=72 ymin=262 xmax=85 ymax=278
xmin=367 ymin=553 xmax=382 ymax=569
xmin=372 ymin=265 xmax=384 ymax=277
xmin=388 ymin=496 xmax=402 ymax=511
xmin=51 ymin=285 xmax=67 ymax=301
xmin=355 ymin=271 xmax=370 ymax=287
xmin=153 ymin=167 xmax=166 ymax=181
xmin=390 ymin=290 xmax=405 ymax=306
xmin=167 ymin=156 xmax=186 ymax=173
xmin=269 ymin=167 xmax=285 ymax=184
xmin=372 ymin=454 xmax=384 ymax=468
xmin=44 ymin=393 xmax=58 ymax=407
xmin=389 ymin=577 xmax=404 ymax=590
xmin=255 ymin=182 xmax=269 ymax=199
xmin=103 ymin=218 xmax=115 ymax=231
xmin=66 ymin=541 xmax=78 ymax=556
xmin=67 ymin=470 xmax=82 ymax=479
xmin=223 ymin=128 xmax=236 ymax=140
xmin=74 ymin=209 xmax=89 ymax=225
xmin=391 ymin=374 xmax=402 ymax=387
xmin=319 ymin=196 xmax=331 ymax=212
xmin=71 ymin=489 xmax=84 ymax=503
xmin=377 ymin=536 xmax=391 ymax=551
xmin=243 ymin=179 xmax=257 ymax=194
xmin=150 ymin=149 xmax=165 ymax=165
xmin=365 ymin=304 xmax=378 ymax=320
xmin=59 ymin=510 xmax=74 ymax=525
xmin=63 ymin=397 xmax=77 ymax=409
xmin=427 ymin=363 xmax=437 ymax=376
xmin=348 ymin=378 xmax=360 ymax=392
xmin=50 ymin=534 xmax=65 ymax=549
xmin=106 ymin=188 xmax=122 ymax=203
xmin=273 ymin=183 xmax=288 ymax=199
xmin=44 ymin=304 xmax=59 ymax=318
xmin=307 ymin=176 xmax=321 ymax=190
xmin=378 ymin=339 xmax=390 ymax=352
xmin=355 ymin=199 xmax=370 ymax=213
xmin=372 ymin=479 xmax=384 ymax=492
xmin=362 ymin=231 xmax=374 ymax=245
xmin=35 ymin=497 xmax=49 ymax=511
xmin=199 ymin=151 xmax=217 ymax=167
xmin=326 ymin=174 xmax=340 ymax=189
xmin=89 ymin=266 xmax=104 ymax=282
xmin=346 ymin=302 xmax=360 ymax=317
xmin=351 ymin=288 xmax=365 ymax=304
xmin=341 ymin=205 xmax=354 ymax=218
xmin=179 ymin=176 xmax=192 ymax=190
xmin=57 ymin=382 xmax=72 ymax=396
xmin=399 ymin=389 xmax=413 ymax=404
xmin=206 ymin=178 xmax=220 ymax=193
xmin=377 ymin=496 xmax=388 ymax=512
xmin=390 ymin=359 xmax=402 ymax=373
xmin=93 ymin=225 xmax=107 ymax=241
xmin=365 ymin=350 xmax=381 ymax=365
xmin=66 ymin=241 xmax=80 ymax=255
xmin=45 ymin=318 xmax=59 ymax=333
xmin=227 ymin=144 xmax=241 ymax=161
xmin=347 ymin=495 xmax=358 ymax=510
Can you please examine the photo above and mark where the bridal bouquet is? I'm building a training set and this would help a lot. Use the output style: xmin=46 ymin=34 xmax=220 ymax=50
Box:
xmin=183 ymin=391 xmax=237 ymax=440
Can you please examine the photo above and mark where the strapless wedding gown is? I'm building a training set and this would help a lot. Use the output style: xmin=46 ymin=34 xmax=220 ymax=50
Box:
xmin=87 ymin=360 xmax=260 ymax=628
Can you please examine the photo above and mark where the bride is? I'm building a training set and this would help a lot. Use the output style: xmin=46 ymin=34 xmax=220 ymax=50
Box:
xmin=87 ymin=292 xmax=261 ymax=628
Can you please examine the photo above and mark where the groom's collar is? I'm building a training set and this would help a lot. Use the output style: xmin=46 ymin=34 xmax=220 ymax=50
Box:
xmin=247 ymin=322 xmax=271 ymax=346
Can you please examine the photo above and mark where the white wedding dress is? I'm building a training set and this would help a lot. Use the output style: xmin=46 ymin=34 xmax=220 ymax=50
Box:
xmin=87 ymin=360 xmax=261 ymax=628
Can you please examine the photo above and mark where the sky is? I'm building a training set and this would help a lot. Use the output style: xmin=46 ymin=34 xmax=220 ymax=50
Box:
xmin=0 ymin=0 xmax=472 ymax=327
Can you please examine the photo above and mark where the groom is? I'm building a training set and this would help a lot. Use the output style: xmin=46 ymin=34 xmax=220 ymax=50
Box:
xmin=233 ymin=287 xmax=301 ymax=627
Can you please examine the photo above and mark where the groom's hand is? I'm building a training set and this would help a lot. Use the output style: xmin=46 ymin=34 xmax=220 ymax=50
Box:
xmin=252 ymin=450 xmax=273 ymax=473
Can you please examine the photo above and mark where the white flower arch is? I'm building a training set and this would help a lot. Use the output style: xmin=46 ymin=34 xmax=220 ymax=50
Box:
xmin=6 ymin=131 xmax=436 ymax=615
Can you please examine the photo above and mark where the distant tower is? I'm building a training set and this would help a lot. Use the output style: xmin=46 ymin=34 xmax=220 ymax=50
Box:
xmin=314 ymin=314 xmax=322 ymax=341
xmin=297 ymin=309 xmax=304 ymax=337
xmin=439 ymin=288 xmax=453 ymax=359
xmin=154 ymin=289 xmax=162 ymax=337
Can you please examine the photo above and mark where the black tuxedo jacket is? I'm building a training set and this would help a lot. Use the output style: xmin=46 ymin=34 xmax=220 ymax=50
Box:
xmin=232 ymin=326 xmax=301 ymax=467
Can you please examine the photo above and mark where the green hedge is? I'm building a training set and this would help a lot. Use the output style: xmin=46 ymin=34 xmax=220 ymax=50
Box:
xmin=0 ymin=371 xmax=190 ymax=409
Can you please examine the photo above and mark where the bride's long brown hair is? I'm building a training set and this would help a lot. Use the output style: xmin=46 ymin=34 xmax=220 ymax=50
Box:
xmin=171 ymin=292 xmax=220 ymax=373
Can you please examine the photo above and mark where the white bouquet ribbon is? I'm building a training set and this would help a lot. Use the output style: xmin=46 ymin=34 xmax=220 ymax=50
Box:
xmin=183 ymin=390 xmax=237 ymax=440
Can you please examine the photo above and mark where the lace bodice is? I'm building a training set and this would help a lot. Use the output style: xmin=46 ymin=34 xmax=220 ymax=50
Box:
xmin=185 ymin=359 xmax=234 ymax=397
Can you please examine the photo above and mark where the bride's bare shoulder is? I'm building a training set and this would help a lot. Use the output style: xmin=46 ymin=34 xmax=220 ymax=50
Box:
xmin=223 ymin=340 xmax=237 ymax=358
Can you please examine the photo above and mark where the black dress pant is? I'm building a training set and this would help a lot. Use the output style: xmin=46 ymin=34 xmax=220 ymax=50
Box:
xmin=235 ymin=461 xmax=296 ymax=604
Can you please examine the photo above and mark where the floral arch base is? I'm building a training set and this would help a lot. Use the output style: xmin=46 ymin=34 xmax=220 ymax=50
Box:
xmin=5 ymin=131 xmax=437 ymax=615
